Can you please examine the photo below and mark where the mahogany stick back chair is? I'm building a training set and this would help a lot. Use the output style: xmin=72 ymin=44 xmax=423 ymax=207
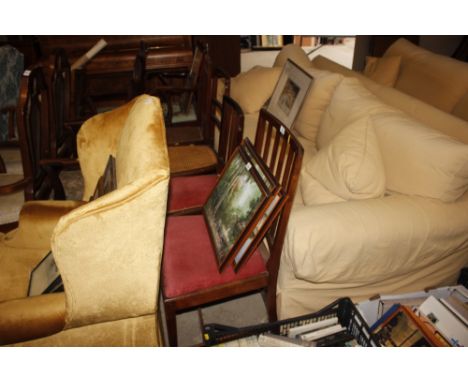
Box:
xmin=161 ymin=108 xmax=304 ymax=346
xmin=167 ymin=54 xmax=231 ymax=176
xmin=167 ymin=95 xmax=244 ymax=215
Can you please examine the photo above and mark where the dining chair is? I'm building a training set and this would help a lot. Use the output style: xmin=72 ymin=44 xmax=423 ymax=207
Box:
xmin=167 ymin=95 xmax=244 ymax=215
xmin=166 ymin=54 xmax=231 ymax=176
xmin=161 ymin=109 xmax=304 ymax=346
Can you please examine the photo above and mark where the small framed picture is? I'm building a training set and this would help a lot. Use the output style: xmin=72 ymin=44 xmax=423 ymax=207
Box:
xmin=203 ymin=142 xmax=272 ymax=271
xmin=372 ymin=305 xmax=450 ymax=347
xmin=28 ymin=251 xmax=63 ymax=296
xmin=90 ymin=155 xmax=117 ymax=201
xmin=267 ymin=59 xmax=314 ymax=129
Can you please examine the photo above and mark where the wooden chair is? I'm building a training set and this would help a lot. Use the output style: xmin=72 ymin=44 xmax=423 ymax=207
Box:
xmin=44 ymin=49 xmax=80 ymax=159
xmin=16 ymin=66 xmax=71 ymax=201
xmin=154 ymin=42 xmax=206 ymax=128
xmin=167 ymin=95 xmax=244 ymax=215
xmin=161 ymin=108 xmax=304 ymax=346
xmin=166 ymin=54 xmax=231 ymax=176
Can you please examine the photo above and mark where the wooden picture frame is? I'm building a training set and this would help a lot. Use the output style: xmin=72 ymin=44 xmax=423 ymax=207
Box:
xmin=90 ymin=155 xmax=117 ymax=201
xmin=231 ymin=140 xmax=286 ymax=270
xmin=372 ymin=305 xmax=450 ymax=347
xmin=28 ymin=251 xmax=63 ymax=296
xmin=266 ymin=59 xmax=314 ymax=129
xmin=203 ymin=142 xmax=272 ymax=271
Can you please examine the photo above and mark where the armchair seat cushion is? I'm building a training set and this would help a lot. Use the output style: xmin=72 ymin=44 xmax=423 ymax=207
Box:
xmin=162 ymin=215 xmax=266 ymax=299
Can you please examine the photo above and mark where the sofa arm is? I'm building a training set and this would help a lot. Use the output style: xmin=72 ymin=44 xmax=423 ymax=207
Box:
xmin=282 ymin=193 xmax=468 ymax=285
xmin=2 ymin=200 xmax=85 ymax=250
xmin=0 ymin=293 xmax=66 ymax=345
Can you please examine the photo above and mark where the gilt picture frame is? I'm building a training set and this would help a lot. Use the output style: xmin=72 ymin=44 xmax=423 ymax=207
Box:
xmin=266 ymin=59 xmax=314 ymax=129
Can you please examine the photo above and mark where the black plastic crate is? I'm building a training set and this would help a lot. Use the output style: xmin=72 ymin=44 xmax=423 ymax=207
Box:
xmin=202 ymin=297 xmax=379 ymax=346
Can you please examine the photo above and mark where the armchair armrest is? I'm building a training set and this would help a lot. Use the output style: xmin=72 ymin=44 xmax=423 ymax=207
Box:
xmin=0 ymin=293 xmax=66 ymax=346
xmin=2 ymin=200 xmax=86 ymax=250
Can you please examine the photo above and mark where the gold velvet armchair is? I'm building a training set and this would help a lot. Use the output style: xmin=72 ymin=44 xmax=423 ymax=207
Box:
xmin=0 ymin=95 xmax=169 ymax=346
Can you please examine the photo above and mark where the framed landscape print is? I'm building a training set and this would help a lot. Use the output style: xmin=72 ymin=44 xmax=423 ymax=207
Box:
xmin=203 ymin=143 xmax=271 ymax=270
xmin=231 ymin=140 xmax=286 ymax=270
xmin=266 ymin=59 xmax=314 ymax=129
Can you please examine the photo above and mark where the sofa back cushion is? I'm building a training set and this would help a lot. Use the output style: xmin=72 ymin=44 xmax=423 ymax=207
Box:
xmin=373 ymin=111 xmax=468 ymax=202
xmin=293 ymin=68 xmax=343 ymax=143
xmin=363 ymin=55 xmax=401 ymax=87
xmin=384 ymin=38 xmax=468 ymax=113
xmin=303 ymin=116 xmax=386 ymax=202
xmin=230 ymin=66 xmax=282 ymax=114
xmin=317 ymin=77 xmax=395 ymax=149
xmin=273 ymin=44 xmax=312 ymax=70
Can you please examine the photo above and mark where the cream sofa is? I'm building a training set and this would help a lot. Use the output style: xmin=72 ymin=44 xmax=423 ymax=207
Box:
xmin=228 ymin=43 xmax=468 ymax=319
xmin=0 ymin=95 xmax=169 ymax=346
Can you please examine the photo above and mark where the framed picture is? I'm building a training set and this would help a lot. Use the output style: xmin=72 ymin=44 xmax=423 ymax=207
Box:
xmin=203 ymin=143 xmax=272 ymax=270
xmin=28 ymin=251 xmax=63 ymax=296
xmin=231 ymin=140 xmax=286 ymax=270
xmin=372 ymin=305 xmax=450 ymax=347
xmin=90 ymin=155 xmax=117 ymax=201
xmin=266 ymin=59 xmax=314 ymax=129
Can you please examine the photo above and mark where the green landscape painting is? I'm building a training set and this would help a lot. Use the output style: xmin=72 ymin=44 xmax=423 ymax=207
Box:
xmin=204 ymin=151 xmax=266 ymax=267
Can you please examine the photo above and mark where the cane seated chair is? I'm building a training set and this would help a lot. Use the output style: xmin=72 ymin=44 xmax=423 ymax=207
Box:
xmin=161 ymin=109 xmax=304 ymax=346
xmin=166 ymin=54 xmax=230 ymax=176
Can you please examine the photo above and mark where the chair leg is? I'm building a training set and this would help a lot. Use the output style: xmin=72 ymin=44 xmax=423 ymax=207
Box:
xmin=164 ymin=301 xmax=179 ymax=347
xmin=265 ymin=285 xmax=278 ymax=322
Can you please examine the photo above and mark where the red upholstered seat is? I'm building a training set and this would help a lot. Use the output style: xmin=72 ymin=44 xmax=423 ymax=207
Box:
xmin=163 ymin=215 xmax=267 ymax=299
xmin=167 ymin=174 xmax=218 ymax=213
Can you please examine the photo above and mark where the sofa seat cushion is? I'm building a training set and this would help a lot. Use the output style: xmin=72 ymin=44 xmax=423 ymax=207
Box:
xmin=231 ymin=66 xmax=282 ymax=114
xmin=303 ymin=116 xmax=385 ymax=202
xmin=363 ymin=55 xmax=401 ymax=87
xmin=162 ymin=215 xmax=266 ymax=299
xmin=293 ymin=68 xmax=343 ymax=143
xmin=168 ymin=174 xmax=218 ymax=214
xmin=373 ymin=111 xmax=468 ymax=202
xmin=281 ymin=191 xmax=468 ymax=286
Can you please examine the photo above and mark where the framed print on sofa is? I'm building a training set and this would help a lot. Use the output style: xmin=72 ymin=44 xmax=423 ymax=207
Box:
xmin=267 ymin=58 xmax=314 ymax=129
